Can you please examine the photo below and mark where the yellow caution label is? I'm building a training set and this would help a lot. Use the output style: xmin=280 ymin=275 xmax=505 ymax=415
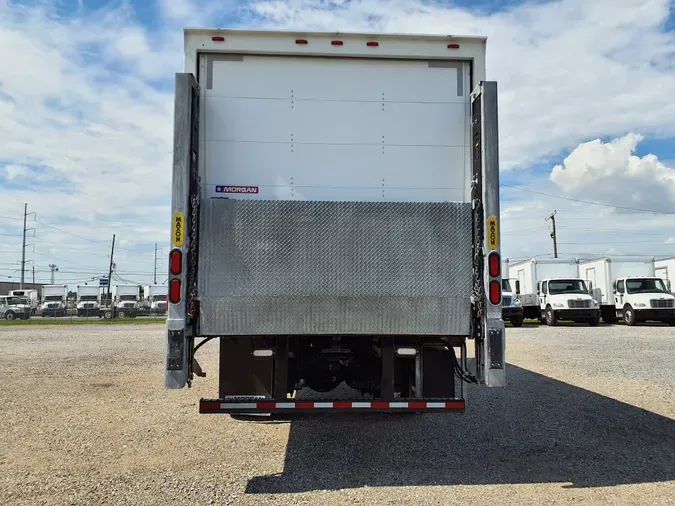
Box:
xmin=487 ymin=216 xmax=499 ymax=250
xmin=172 ymin=212 xmax=185 ymax=247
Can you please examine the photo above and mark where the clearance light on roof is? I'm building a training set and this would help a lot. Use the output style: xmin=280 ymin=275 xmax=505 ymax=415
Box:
xmin=295 ymin=39 xmax=308 ymax=45
xmin=331 ymin=40 xmax=344 ymax=46
xmin=447 ymin=43 xmax=460 ymax=49
xmin=366 ymin=41 xmax=379 ymax=47
xmin=212 ymin=36 xmax=225 ymax=42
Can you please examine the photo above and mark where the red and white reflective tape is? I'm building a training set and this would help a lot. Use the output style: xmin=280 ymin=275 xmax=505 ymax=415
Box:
xmin=200 ymin=399 xmax=465 ymax=412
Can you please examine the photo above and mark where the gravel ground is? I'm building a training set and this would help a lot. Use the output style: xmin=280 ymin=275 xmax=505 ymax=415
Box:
xmin=1 ymin=323 xmax=674 ymax=505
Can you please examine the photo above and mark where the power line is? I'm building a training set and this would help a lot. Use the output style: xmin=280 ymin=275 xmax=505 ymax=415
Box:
xmin=500 ymin=184 xmax=675 ymax=214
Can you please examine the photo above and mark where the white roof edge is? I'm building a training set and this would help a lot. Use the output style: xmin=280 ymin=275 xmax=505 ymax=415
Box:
xmin=183 ymin=27 xmax=487 ymax=43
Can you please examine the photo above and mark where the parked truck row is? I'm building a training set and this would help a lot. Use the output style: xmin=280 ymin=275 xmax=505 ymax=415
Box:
xmin=0 ymin=284 xmax=168 ymax=320
xmin=505 ymin=257 xmax=675 ymax=326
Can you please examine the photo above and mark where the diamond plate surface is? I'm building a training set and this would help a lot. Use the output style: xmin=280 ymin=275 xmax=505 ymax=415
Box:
xmin=198 ymin=199 xmax=473 ymax=335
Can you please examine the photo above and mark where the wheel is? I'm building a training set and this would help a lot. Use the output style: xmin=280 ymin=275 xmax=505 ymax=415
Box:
xmin=588 ymin=316 xmax=600 ymax=327
xmin=510 ymin=315 xmax=524 ymax=327
xmin=545 ymin=307 xmax=557 ymax=326
xmin=118 ymin=310 xmax=126 ymax=319
xmin=5 ymin=311 xmax=16 ymax=321
xmin=623 ymin=305 xmax=636 ymax=326
xmin=103 ymin=310 xmax=113 ymax=319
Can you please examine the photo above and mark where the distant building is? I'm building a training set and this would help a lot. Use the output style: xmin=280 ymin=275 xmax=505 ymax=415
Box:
xmin=0 ymin=282 xmax=44 ymax=297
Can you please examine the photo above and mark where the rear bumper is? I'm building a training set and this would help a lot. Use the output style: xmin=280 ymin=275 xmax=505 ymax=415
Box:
xmin=200 ymin=398 xmax=465 ymax=414
xmin=635 ymin=309 xmax=675 ymax=320
xmin=554 ymin=309 xmax=600 ymax=320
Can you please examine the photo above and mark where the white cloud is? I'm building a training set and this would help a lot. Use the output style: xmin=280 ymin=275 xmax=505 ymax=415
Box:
xmin=666 ymin=237 xmax=675 ymax=245
xmin=550 ymin=133 xmax=675 ymax=212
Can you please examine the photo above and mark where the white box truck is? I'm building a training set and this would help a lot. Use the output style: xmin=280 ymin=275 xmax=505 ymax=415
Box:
xmin=76 ymin=285 xmax=101 ymax=317
xmin=143 ymin=285 xmax=168 ymax=315
xmin=8 ymin=289 xmax=39 ymax=315
xmin=165 ymin=28 xmax=506 ymax=415
xmin=508 ymin=257 xmax=600 ymax=325
xmin=40 ymin=285 xmax=67 ymax=317
xmin=578 ymin=257 xmax=669 ymax=323
xmin=580 ymin=257 xmax=675 ymax=326
xmin=113 ymin=284 xmax=140 ymax=318
xmin=655 ymin=257 xmax=675 ymax=290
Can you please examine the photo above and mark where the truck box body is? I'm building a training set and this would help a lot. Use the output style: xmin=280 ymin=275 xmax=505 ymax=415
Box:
xmin=508 ymin=258 xmax=579 ymax=319
xmin=143 ymin=285 xmax=168 ymax=313
xmin=166 ymin=29 xmax=505 ymax=414
xmin=76 ymin=285 xmax=101 ymax=316
xmin=655 ymin=257 xmax=675 ymax=289
xmin=8 ymin=289 xmax=39 ymax=314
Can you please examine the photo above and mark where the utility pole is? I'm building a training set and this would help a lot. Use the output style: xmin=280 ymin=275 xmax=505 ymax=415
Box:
xmin=49 ymin=264 xmax=58 ymax=284
xmin=106 ymin=234 xmax=116 ymax=306
xmin=545 ymin=211 xmax=558 ymax=258
xmin=154 ymin=242 xmax=158 ymax=284
xmin=20 ymin=204 xmax=35 ymax=288
xmin=32 ymin=265 xmax=35 ymax=286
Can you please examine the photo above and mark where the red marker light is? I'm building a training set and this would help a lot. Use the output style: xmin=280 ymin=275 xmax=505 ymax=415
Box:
xmin=488 ymin=252 xmax=500 ymax=278
xmin=170 ymin=249 xmax=182 ymax=276
xmin=212 ymin=36 xmax=225 ymax=42
xmin=489 ymin=280 xmax=501 ymax=305
xmin=169 ymin=279 xmax=182 ymax=304
xmin=366 ymin=41 xmax=379 ymax=47
xmin=295 ymin=39 xmax=308 ymax=45
xmin=331 ymin=40 xmax=344 ymax=46
xmin=447 ymin=43 xmax=460 ymax=49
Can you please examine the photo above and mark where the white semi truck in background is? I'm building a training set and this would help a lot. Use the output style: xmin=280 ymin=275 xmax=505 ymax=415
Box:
xmin=41 ymin=285 xmax=67 ymax=317
xmin=76 ymin=285 xmax=101 ymax=317
xmin=164 ymin=28 xmax=506 ymax=415
xmin=8 ymin=289 xmax=39 ymax=315
xmin=508 ymin=258 xmax=600 ymax=326
xmin=142 ymin=285 xmax=168 ymax=315
xmin=113 ymin=284 xmax=140 ymax=318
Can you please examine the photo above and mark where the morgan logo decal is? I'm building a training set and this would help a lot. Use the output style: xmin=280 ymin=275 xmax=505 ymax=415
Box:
xmin=487 ymin=216 xmax=499 ymax=250
xmin=216 ymin=185 xmax=259 ymax=194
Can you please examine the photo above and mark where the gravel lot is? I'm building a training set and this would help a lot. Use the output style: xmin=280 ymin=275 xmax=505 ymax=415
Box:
xmin=1 ymin=323 xmax=674 ymax=505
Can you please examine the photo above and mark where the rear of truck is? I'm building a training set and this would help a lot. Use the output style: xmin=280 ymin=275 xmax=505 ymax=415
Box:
xmin=165 ymin=29 xmax=505 ymax=414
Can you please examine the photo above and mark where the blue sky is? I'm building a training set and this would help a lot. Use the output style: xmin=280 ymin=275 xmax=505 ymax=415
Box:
xmin=1 ymin=0 xmax=675 ymax=286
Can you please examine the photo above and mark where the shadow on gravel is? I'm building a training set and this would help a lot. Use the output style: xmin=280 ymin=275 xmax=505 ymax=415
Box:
xmin=246 ymin=364 xmax=675 ymax=493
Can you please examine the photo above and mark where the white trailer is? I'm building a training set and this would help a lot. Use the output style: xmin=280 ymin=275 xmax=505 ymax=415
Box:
xmin=113 ymin=284 xmax=140 ymax=317
xmin=8 ymin=289 xmax=39 ymax=315
xmin=501 ymin=262 xmax=524 ymax=327
xmin=165 ymin=28 xmax=506 ymax=415
xmin=76 ymin=285 xmax=101 ymax=317
xmin=508 ymin=258 xmax=580 ymax=320
xmin=579 ymin=257 xmax=655 ymax=323
xmin=41 ymin=285 xmax=67 ymax=317
xmin=655 ymin=257 xmax=675 ymax=290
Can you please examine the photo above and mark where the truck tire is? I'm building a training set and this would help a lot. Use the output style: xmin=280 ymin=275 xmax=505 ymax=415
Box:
xmin=5 ymin=311 xmax=16 ymax=321
xmin=587 ymin=315 xmax=600 ymax=327
xmin=118 ymin=310 xmax=126 ymax=319
xmin=544 ymin=307 xmax=557 ymax=326
xmin=510 ymin=315 xmax=524 ymax=327
xmin=623 ymin=305 xmax=636 ymax=326
xmin=103 ymin=310 xmax=113 ymax=319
